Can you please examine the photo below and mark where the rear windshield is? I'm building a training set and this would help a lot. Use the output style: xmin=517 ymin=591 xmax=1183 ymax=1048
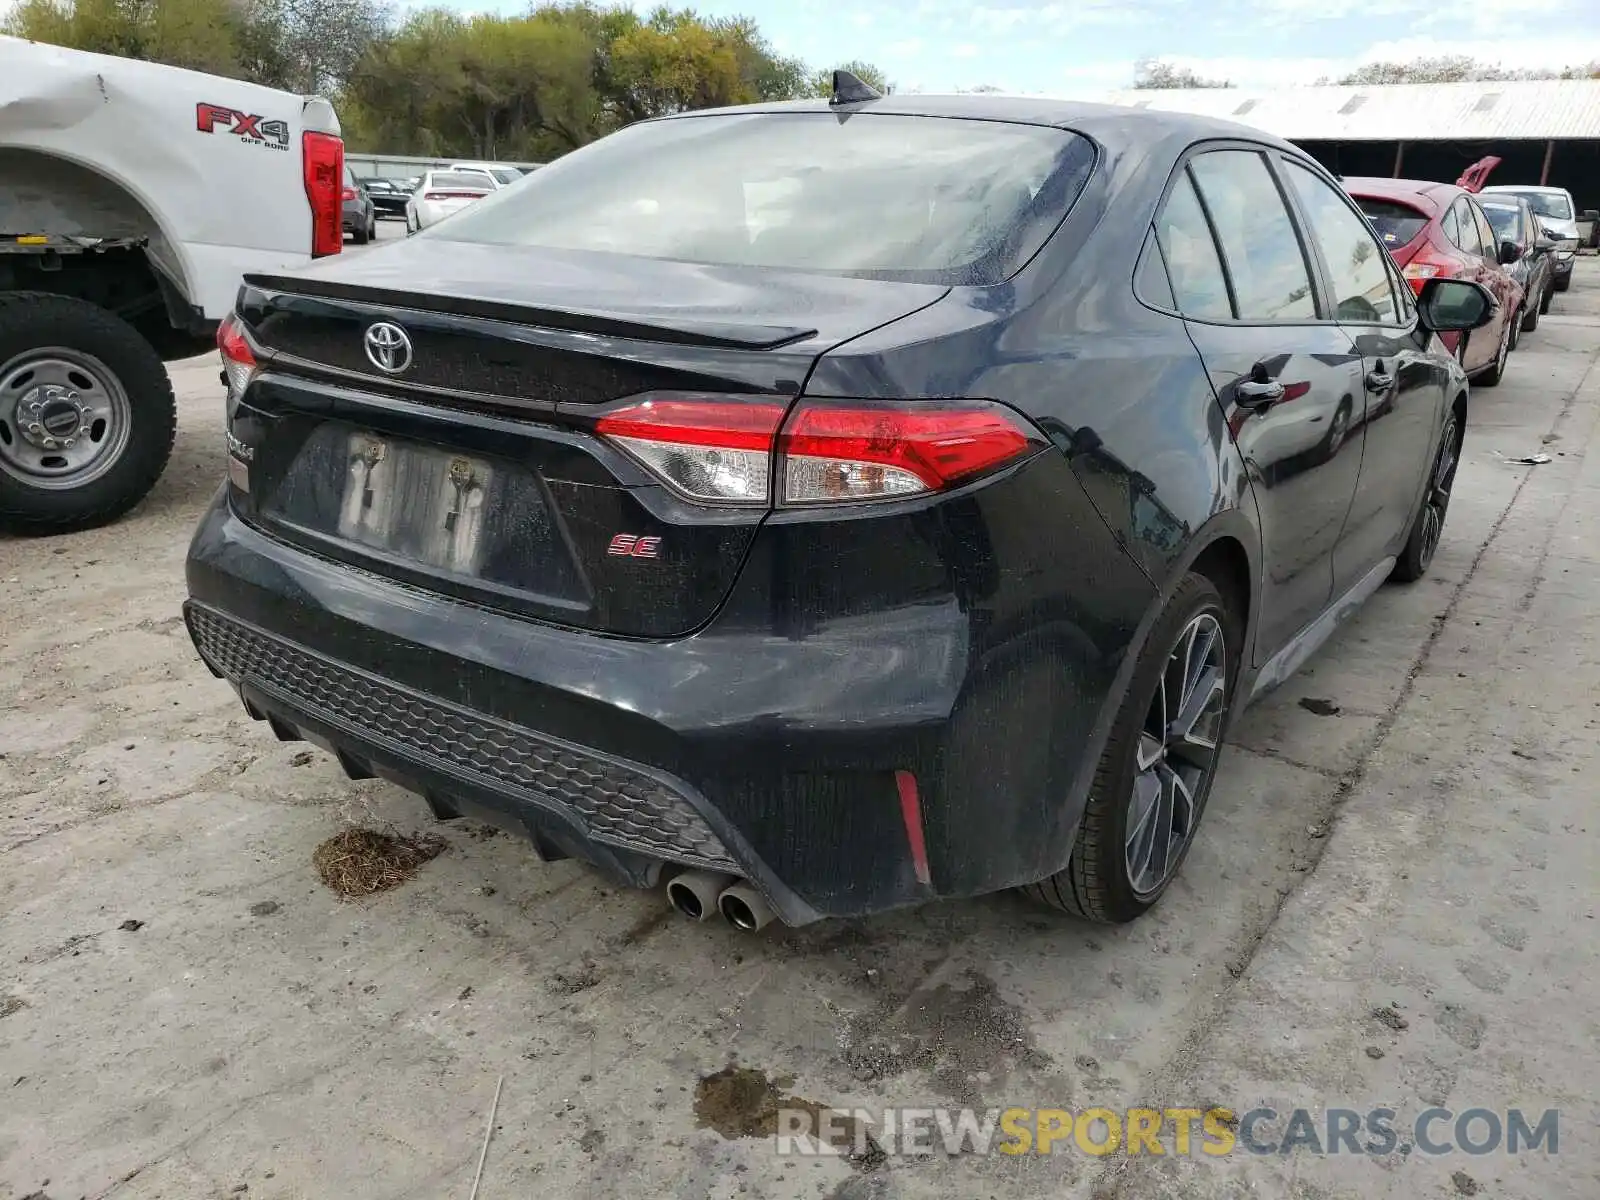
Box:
xmin=430 ymin=112 xmax=1098 ymax=284
xmin=1481 ymin=204 xmax=1523 ymax=243
xmin=491 ymin=169 xmax=521 ymax=185
xmin=1503 ymin=191 xmax=1573 ymax=220
xmin=1354 ymin=198 xmax=1430 ymax=247
xmin=429 ymin=173 xmax=493 ymax=191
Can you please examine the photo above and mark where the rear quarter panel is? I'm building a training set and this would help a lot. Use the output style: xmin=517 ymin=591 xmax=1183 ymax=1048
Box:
xmin=0 ymin=35 xmax=337 ymax=318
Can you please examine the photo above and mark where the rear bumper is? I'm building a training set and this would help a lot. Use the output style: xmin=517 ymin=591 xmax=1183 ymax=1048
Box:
xmin=184 ymin=452 xmax=1152 ymax=921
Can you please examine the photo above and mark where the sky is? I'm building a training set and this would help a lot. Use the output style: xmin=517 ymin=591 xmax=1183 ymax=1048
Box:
xmin=428 ymin=0 xmax=1600 ymax=96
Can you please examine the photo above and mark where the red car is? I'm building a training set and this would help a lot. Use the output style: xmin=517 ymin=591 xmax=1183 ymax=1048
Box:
xmin=1343 ymin=177 xmax=1523 ymax=386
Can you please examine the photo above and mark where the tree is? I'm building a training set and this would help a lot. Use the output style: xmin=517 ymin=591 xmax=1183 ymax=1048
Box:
xmin=1332 ymin=56 xmax=1600 ymax=85
xmin=1132 ymin=57 xmax=1232 ymax=89
xmin=4 ymin=0 xmax=243 ymax=76
xmin=273 ymin=0 xmax=389 ymax=94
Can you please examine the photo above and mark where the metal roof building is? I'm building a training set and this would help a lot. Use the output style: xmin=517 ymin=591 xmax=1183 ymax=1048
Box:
xmin=1099 ymin=80 xmax=1600 ymax=214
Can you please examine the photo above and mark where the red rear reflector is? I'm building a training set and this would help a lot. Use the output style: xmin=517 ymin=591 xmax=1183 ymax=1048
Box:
xmin=896 ymin=770 xmax=932 ymax=886
xmin=779 ymin=399 xmax=1041 ymax=503
xmin=302 ymin=130 xmax=344 ymax=258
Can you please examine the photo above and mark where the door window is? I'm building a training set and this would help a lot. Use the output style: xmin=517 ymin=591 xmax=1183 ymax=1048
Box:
xmin=1154 ymin=171 xmax=1233 ymax=321
xmin=1188 ymin=151 xmax=1318 ymax=321
xmin=1284 ymin=160 xmax=1404 ymax=325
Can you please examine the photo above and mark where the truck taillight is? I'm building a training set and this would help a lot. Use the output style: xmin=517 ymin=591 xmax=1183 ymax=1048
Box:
xmin=594 ymin=394 xmax=1044 ymax=507
xmin=302 ymin=130 xmax=344 ymax=257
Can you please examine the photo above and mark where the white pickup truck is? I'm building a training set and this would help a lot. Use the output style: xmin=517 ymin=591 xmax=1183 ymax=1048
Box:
xmin=0 ymin=35 xmax=344 ymax=532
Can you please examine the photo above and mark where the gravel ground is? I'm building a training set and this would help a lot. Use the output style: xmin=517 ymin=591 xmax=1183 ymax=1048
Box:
xmin=2 ymin=242 xmax=1596 ymax=1200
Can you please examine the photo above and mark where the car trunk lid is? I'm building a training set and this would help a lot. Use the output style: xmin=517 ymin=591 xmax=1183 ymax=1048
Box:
xmin=228 ymin=244 xmax=949 ymax=638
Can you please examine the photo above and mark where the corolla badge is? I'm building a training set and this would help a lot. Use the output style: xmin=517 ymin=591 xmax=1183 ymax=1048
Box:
xmin=363 ymin=321 xmax=412 ymax=373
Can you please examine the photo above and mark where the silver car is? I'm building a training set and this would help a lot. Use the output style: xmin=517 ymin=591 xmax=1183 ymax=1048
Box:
xmin=1482 ymin=185 xmax=1580 ymax=293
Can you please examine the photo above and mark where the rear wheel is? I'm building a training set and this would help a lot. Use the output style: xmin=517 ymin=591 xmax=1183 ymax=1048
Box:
xmin=0 ymin=294 xmax=175 ymax=533
xmin=1522 ymin=292 xmax=1541 ymax=332
xmin=1555 ymin=271 xmax=1571 ymax=293
xmin=1023 ymin=573 xmax=1238 ymax=923
xmin=1392 ymin=405 xmax=1461 ymax=583
xmin=1540 ymin=282 xmax=1554 ymax=314
xmin=1476 ymin=310 xmax=1514 ymax=387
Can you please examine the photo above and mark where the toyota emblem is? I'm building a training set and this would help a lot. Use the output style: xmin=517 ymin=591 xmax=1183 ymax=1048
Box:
xmin=363 ymin=321 xmax=412 ymax=374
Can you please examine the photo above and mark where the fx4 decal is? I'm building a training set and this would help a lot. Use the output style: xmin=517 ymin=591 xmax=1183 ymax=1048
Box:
xmin=196 ymin=103 xmax=290 ymax=151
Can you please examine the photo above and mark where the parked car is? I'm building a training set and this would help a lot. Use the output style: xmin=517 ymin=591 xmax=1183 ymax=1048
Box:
xmin=191 ymin=90 xmax=1495 ymax=930
xmin=1479 ymin=195 xmax=1556 ymax=334
xmin=403 ymin=171 xmax=493 ymax=233
xmin=1344 ymin=177 xmax=1523 ymax=386
xmin=450 ymin=161 xmax=524 ymax=187
xmin=1482 ymin=185 xmax=1580 ymax=292
xmin=341 ymin=165 xmax=375 ymax=245
xmin=361 ymin=177 xmax=410 ymax=220
xmin=1 ymin=34 xmax=344 ymax=533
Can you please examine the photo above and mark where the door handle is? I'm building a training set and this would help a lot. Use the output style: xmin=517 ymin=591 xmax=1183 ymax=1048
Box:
xmin=1236 ymin=379 xmax=1285 ymax=410
xmin=1365 ymin=369 xmax=1396 ymax=392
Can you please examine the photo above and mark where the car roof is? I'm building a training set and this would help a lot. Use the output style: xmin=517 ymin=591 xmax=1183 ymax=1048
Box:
xmin=1340 ymin=176 xmax=1464 ymax=215
xmin=649 ymin=94 xmax=1308 ymax=156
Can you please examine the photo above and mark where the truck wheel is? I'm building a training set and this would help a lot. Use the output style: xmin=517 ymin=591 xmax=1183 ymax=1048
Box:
xmin=0 ymin=293 xmax=176 ymax=534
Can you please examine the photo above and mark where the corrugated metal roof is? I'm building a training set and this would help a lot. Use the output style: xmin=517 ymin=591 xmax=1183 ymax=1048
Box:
xmin=1096 ymin=80 xmax=1600 ymax=141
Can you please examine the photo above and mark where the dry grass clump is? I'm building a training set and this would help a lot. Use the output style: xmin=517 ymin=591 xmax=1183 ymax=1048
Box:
xmin=313 ymin=828 xmax=446 ymax=898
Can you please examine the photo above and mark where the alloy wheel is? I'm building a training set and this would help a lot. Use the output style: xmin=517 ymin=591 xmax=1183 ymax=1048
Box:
xmin=1125 ymin=612 xmax=1227 ymax=897
xmin=1417 ymin=414 xmax=1459 ymax=572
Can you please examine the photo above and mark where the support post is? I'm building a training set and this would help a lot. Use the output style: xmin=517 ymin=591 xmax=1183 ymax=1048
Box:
xmin=1393 ymin=141 xmax=1405 ymax=178
xmin=1540 ymin=139 xmax=1554 ymax=185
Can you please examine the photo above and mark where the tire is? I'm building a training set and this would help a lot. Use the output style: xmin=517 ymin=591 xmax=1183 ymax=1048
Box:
xmin=1508 ymin=307 xmax=1521 ymax=351
xmin=1022 ymin=572 xmax=1240 ymax=923
xmin=0 ymin=293 xmax=176 ymax=534
xmin=1540 ymin=282 xmax=1554 ymax=314
xmin=1476 ymin=310 xmax=1513 ymax=387
xmin=351 ymin=218 xmax=370 ymax=245
xmin=1521 ymin=293 xmax=1540 ymax=332
xmin=1392 ymin=403 xmax=1462 ymax=583
xmin=1554 ymin=272 xmax=1571 ymax=293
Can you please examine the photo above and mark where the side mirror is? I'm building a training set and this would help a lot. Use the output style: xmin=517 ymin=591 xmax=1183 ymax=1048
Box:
xmin=1540 ymin=224 xmax=1562 ymax=240
xmin=1497 ymin=239 xmax=1522 ymax=265
xmin=1417 ymin=278 xmax=1498 ymax=334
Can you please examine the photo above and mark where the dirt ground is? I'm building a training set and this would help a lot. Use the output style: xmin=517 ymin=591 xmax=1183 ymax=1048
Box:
xmin=3 ymin=239 xmax=1598 ymax=1200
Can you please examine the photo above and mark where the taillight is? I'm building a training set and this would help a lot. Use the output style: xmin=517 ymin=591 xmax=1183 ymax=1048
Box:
xmin=1401 ymin=260 xmax=1446 ymax=295
xmin=217 ymin=314 xmax=258 ymax=416
xmin=596 ymin=397 xmax=786 ymax=505
xmin=341 ymin=186 xmax=357 ymax=201
xmin=779 ymin=400 xmax=1042 ymax=504
xmin=302 ymin=130 xmax=344 ymax=257
xmin=594 ymin=394 xmax=1043 ymax=507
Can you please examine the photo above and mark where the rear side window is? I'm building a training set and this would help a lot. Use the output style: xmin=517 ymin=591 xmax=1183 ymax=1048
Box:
xmin=1468 ymin=202 xmax=1497 ymax=258
xmin=430 ymin=173 xmax=494 ymax=191
xmin=1482 ymin=204 xmax=1522 ymax=245
xmin=1353 ymin=198 xmax=1429 ymax=248
xmin=1440 ymin=203 xmax=1461 ymax=247
xmin=1452 ymin=201 xmax=1485 ymax=256
xmin=1135 ymin=229 xmax=1175 ymax=310
xmin=1285 ymin=162 xmax=1404 ymax=325
xmin=1156 ymin=172 xmax=1232 ymax=321
xmin=1188 ymin=150 xmax=1317 ymax=321
xmin=427 ymin=113 xmax=1098 ymax=285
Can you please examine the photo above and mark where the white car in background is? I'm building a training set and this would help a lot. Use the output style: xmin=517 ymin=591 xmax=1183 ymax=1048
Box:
xmin=404 ymin=171 xmax=494 ymax=234
xmin=1482 ymin=184 xmax=1580 ymax=293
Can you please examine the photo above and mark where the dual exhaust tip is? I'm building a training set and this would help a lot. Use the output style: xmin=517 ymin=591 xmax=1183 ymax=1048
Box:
xmin=665 ymin=870 xmax=775 ymax=932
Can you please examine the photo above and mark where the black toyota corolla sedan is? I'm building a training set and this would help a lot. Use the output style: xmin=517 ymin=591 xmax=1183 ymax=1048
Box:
xmin=186 ymin=84 xmax=1496 ymax=930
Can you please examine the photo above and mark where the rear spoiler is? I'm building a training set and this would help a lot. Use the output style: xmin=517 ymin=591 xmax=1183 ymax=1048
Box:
xmin=1455 ymin=156 xmax=1501 ymax=194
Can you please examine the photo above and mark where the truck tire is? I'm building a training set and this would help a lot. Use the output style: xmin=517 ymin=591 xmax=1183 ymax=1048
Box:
xmin=0 ymin=293 xmax=177 ymax=534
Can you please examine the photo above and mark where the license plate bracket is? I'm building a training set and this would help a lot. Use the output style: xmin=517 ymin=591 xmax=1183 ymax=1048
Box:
xmin=337 ymin=431 xmax=494 ymax=576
